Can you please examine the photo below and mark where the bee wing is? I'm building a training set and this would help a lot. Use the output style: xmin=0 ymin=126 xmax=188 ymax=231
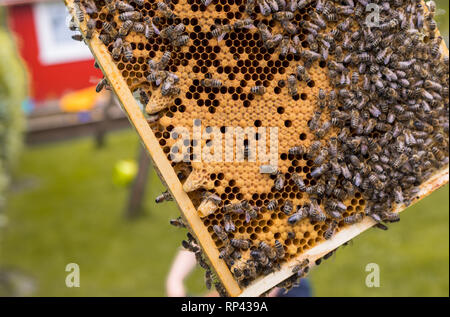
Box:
xmin=259 ymin=4 xmax=270 ymax=16
xmin=152 ymin=22 xmax=160 ymax=35
xmin=290 ymin=45 xmax=298 ymax=55
xmin=245 ymin=211 xmax=251 ymax=223
xmin=217 ymin=32 xmax=226 ymax=42
xmin=289 ymin=1 xmax=297 ymax=12
xmin=269 ymin=1 xmax=278 ymax=12
xmin=170 ymin=73 xmax=180 ymax=83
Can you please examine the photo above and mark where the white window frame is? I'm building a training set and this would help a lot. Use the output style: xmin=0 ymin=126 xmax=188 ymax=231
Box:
xmin=33 ymin=1 xmax=93 ymax=65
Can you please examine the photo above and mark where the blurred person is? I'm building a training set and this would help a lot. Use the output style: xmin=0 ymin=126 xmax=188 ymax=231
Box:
xmin=166 ymin=249 xmax=312 ymax=297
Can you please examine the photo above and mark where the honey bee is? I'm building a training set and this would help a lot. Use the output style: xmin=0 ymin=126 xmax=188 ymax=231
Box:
xmin=68 ymin=16 xmax=77 ymax=31
xmin=392 ymin=153 xmax=408 ymax=169
xmin=287 ymin=74 xmax=298 ymax=97
xmin=343 ymin=213 xmax=363 ymax=225
xmin=173 ymin=34 xmax=189 ymax=47
xmin=233 ymin=266 xmax=246 ymax=283
xmin=214 ymin=282 xmax=228 ymax=297
xmin=224 ymin=200 xmax=249 ymax=214
xmin=259 ymin=241 xmax=277 ymax=260
xmin=85 ymin=19 xmax=96 ymax=40
xmin=212 ymin=19 xmax=254 ymax=42
xmin=274 ymin=240 xmax=285 ymax=259
xmin=116 ymin=1 xmax=134 ymax=12
xmin=257 ymin=0 xmax=271 ymax=16
xmin=119 ymin=11 xmax=142 ymax=22
xmin=102 ymin=21 xmax=118 ymax=38
xmin=82 ymin=0 xmax=98 ymax=15
xmin=201 ymin=0 xmax=213 ymax=6
xmin=149 ymin=51 xmax=171 ymax=71
xmin=157 ymin=1 xmax=176 ymax=19
xmin=243 ymin=261 xmax=258 ymax=280
xmin=233 ymin=18 xmax=255 ymax=30
xmin=324 ymin=220 xmax=338 ymax=240
xmin=425 ymin=79 xmax=443 ymax=92
xmin=213 ymin=224 xmax=228 ymax=242
xmin=310 ymin=163 xmax=329 ymax=178
xmin=219 ymin=245 xmax=235 ymax=266
xmin=156 ymin=190 xmax=173 ymax=203
xmin=158 ymin=70 xmax=179 ymax=89
xmin=73 ymin=2 xmax=84 ymax=22
xmin=273 ymin=11 xmax=294 ymax=21
xmin=309 ymin=199 xmax=327 ymax=222
xmin=291 ymin=35 xmax=303 ymax=55
xmin=296 ymin=65 xmax=311 ymax=83
xmin=201 ymin=78 xmax=222 ymax=88
xmin=315 ymin=121 xmax=331 ymax=139
xmin=289 ymin=145 xmax=304 ymax=156
xmin=300 ymin=50 xmax=321 ymax=67
xmin=279 ymin=36 xmax=292 ymax=58
xmin=245 ymin=0 xmax=256 ymax=14
xmin=223 ymin=214 xmax=235 ymax=232
xmin=230 ymin=239 xmax=251 ymax=250
xmin=282 ymin=200 xmax=293 ymax=215
xmin=381 ymin=211 xmax=400 ymax=223
xmin=313 ymin=149 xmax=328 ymax=165
xmin=146 ymin=113 xmax=161 ymax=125
xmin=99 ymin=34 xmax=112 ymax=45
xmin=132 ymin=22 xmax=145 ymax=33
xmin=288 ymin=205 xmax=309 ymax=224
xmin=327 ymin=90 xmax=337 ymax=110
xmin=148 ymin=70 xmax=168 ymax=86
xmin=119 ymin=20 xmax=133 ymax=37
xmin=317 ymin=89 xmax=327 ymax=109
xmin=205 ymin=270 xmax=213 ymax=290
xmin=257 ymin=22 xmax=272 ymax=43
xmin=291 ymin=259 xmax=309 ymax=274
xmin=131 ymin=0 xmax=145 ymax=5
xmin=267 ymin=199 xmax=278 ymax=211
xmin=182 ymin=239 xmax=198 ymax=252
xmin=122 ymin=42 xmax=133 ymax=61
xmin=274 ymin=171 xmax=285 ymax=191
xmin=169 ymin=217 xmax=186 ymax=228
xmin=265 ymin=34 xmax=283 ymax=49
xmin=143 ymin=17 xmax=158 ymax=39
xmin=297 ymin=0 xmax=313 ymax=10
xmin=327 ymin=199 xmax=347 ymax=213
xmin=281 ymin=20 xmax=299 ymax=35
xmin=71 ymin=33 xmax=83 ymax=42
xmin=202 ymin=191 xmax=221 ymax=205
xmin=305 ymin=140 xmax=321 ymax=159
xmin=291 ymin=173 xmax=306 ymax=191
xmin=245 ymin=206 xmax=259 ymax=223
xmin=250 ymin=250 xmax=270 ymax=266
xmin=311 ymin=10 xmax=327 ymax=29
xmin=95 ymin=78 xmax=109 ymax=92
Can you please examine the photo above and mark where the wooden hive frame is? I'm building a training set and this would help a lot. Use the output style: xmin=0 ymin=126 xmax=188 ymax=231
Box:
xmin=65 ymin=0 xmax=449 ymax=297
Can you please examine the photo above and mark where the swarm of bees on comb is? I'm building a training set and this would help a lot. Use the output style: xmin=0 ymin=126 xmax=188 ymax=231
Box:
xmin=67 ymin=0 xmax=448 ymax=296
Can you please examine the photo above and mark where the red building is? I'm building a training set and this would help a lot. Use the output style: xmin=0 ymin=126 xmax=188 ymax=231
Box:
xmin=4 ymin=0 xmax=102 ymax=106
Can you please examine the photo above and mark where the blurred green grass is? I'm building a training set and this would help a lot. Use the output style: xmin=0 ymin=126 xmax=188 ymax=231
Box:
xmin=435 ymin=0 xmax=449 ymax=45
xmin=0 ymin=130 xmax=448 ymax=296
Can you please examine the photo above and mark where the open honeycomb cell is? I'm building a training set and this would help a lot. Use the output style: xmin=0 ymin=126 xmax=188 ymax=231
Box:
xmin=67 ymin=0 xmax=449 ymax=296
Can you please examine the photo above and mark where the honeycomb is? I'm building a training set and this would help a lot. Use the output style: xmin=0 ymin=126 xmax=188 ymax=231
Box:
xmin=66 ymin=0 xmax=449 ymax=296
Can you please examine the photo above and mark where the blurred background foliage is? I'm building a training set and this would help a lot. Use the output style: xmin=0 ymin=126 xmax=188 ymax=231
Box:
xmin=0 ymin=8 xmax=27 ymax=221
xmin=0 ymin=1 xmax=448 ymax=297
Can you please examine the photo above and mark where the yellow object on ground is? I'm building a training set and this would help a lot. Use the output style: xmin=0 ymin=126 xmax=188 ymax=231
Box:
xmin=60 ymin=86 xmax=108 ymax=112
